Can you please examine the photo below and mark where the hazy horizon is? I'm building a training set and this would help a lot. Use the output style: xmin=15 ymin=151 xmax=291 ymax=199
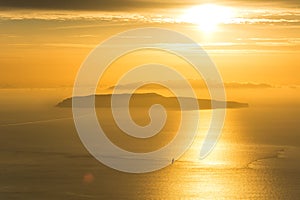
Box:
xmin=0 ymin=0 xmax=299 ymax=199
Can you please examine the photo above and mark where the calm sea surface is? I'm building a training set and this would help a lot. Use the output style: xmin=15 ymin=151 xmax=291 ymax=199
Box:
xmin=0 ymin=89 xmax=299 ymax=199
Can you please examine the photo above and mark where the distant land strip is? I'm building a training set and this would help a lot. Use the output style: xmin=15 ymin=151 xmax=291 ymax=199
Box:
xmin=57 ymin=93 xmax=249 ymax=110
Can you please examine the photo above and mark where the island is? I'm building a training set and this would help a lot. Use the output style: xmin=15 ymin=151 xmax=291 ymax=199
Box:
xmin=57 ymin=93 xmax=248 ymax=110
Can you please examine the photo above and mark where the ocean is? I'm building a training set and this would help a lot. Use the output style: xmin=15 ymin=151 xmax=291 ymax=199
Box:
xmin=0 ymin=88 xmax=299 ymax=199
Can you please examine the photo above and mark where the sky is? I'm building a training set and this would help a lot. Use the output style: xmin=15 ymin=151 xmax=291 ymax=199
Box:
xmin=0 ymin=0 xmax=299 ymax=89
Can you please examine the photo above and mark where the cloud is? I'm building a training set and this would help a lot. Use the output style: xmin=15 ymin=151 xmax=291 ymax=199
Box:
xmin=0 ymin=0 xmax=299 ymax=12
xmin=0 ymin=10 xmax=158 ymax=24
xmin=0 ymin=5 xmax=298 ymax=32
xmin=225 ymin=0 xmax=300 ymax=7
xmin=0 ymin=0 xmax=183 ymax=11
xmin=0 ymin=0 xmax=299 ymax=27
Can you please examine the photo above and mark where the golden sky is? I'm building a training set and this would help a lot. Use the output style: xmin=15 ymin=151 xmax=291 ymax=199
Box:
xmin=0 ymin=0 xmax=299 ymax=88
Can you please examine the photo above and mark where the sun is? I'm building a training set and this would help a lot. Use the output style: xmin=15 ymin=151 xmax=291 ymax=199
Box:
xmin=180 ymin=4 xmax=235 ymax=33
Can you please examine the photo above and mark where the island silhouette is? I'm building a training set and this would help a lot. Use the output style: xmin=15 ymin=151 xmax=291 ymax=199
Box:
xmin=57 ymin=93 xmax=248 ymax=110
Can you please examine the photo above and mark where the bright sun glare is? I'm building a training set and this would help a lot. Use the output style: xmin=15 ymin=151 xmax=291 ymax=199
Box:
xmin=180 ymin=4 xmax=235 ymax=33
